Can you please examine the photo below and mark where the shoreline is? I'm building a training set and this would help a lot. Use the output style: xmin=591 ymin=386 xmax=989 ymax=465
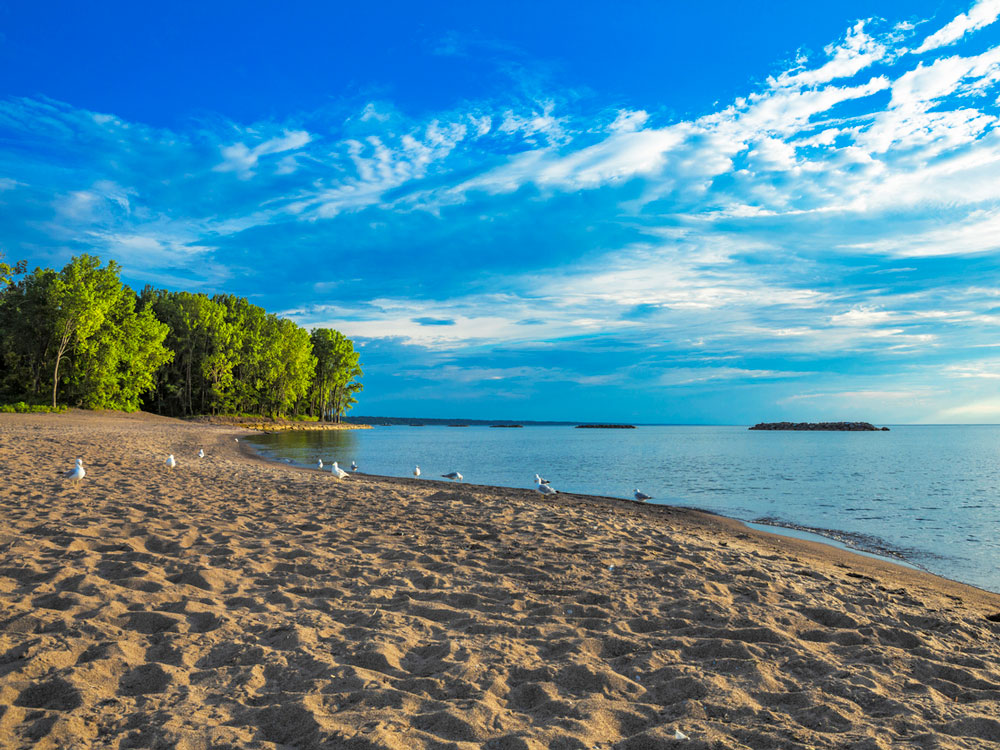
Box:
xmin=190 ymin=415 xmax=372 ymax=431
xmin=2 ymin=410 xmax=1000 ymax=749
xmin=244 ymin=438 xmax=949 ymax=589
xmin=237 ymin=434 xmax=999 ymax=604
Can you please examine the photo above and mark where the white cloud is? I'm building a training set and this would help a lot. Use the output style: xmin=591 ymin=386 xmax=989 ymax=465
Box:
xmin=657 ymin=367 xmax=812 ymax=386
xmin=915 ymin=0 xmax=1000 ymax=53
xmin=829 ymin=307 xmax=895 ymax=326
xmin=782 ymin=389 xmax=931 ymax=402
xmin=608 ymin=109 xmax=650 ymax=133
xmin=215 ymin=129 xmax=312 ymax=178
xmin=769 ymin=21 xmax=887 ymax=89
xmin=943 ymin=361 xmax=1000 ymax=378
xmin=934 ymin=396 xmax=1000 ymax=419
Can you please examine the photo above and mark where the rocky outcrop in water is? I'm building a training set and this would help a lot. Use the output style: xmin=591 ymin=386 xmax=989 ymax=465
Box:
xmin=749 ymin=422 xmax=889 ymax=431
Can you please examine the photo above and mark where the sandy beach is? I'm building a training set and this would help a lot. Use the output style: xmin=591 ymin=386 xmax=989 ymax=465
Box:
xmin=1 ymin=411 xmax=999 ymax=749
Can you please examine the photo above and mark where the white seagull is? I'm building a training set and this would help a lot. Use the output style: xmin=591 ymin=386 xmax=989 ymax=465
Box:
xmin=634 ymin=489 xmax=651 ymax=502
xmin=534 ymin=473 xmax=551 ymax=485
xmin=63 ymin=458 xmax=85 ymax=481
xmin=166 ymin=454 xmax=177 ymax=469
xmin=351 ymin=461 xmax=358 ymax=472
xmin=536 ymin=483 xmax=557 ymax=495
xmin=316 ymin=458 xmax=324 ymax=469
xmin=331 ymin=461 xmax=349 ymax=479
xmin=441 ymin=471 xmax=463 ymax=482
xmin=197 ymin=449 xmax=205 ymax=458
xmin=413 ymin=465 xmax=421 ymax=478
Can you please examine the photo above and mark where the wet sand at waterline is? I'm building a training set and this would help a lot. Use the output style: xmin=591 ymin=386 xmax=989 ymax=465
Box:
xmin=1 ymin=412 xmax=999 ymax=749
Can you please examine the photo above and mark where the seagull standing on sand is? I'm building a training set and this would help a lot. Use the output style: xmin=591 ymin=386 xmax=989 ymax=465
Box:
xmin=536 ymin=483 xmax=557 ymax=495
xmin=351 ymin=461 xmax=358 ymax=472
xmin=634 ymin=489 xmax=651 ymax=502
xmin=331 ymin=461 xmax=348 ymax=479
xmin=166 ymin=454 xmax=176 ymax=469
xmin=63 ymin=458 xmax=85 ymax=482
xmin=534 ymin=473 xmax=550 ymax=485
xmin=442 ymin=471 xmax=463 ymax=482
xmin=414 ymin=466 xmax=421 ymax=478
xmin=316 ymin=458 xmax=324 ymax=469
xmin=197 ymin=449 xmax=205 ymax=458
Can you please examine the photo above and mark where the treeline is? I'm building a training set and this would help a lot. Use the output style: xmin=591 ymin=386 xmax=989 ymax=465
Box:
xmin=0 ymin=254 xmax=362 ymax=420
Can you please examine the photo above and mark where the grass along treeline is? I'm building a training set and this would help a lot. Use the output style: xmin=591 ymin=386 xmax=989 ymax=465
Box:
xmin=0 ymin=254 xmax=362 ymax=420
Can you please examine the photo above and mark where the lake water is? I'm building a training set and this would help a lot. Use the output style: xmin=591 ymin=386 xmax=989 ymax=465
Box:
xmin=245 ymin=425 xmax=1000 ymax=593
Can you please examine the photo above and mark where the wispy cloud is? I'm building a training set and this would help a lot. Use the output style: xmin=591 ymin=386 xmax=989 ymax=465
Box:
xmin=215 ymin=129 xmax=312 ymax=179
xmin=915 ymin=0 xmax=1000 ymax=53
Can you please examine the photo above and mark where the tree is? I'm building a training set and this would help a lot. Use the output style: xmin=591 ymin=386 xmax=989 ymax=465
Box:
xmin=0 ymin=257 xmax=171 ymax=410
xmin=71 ymin=290 xmax=172 ymax=411
xmin=0 ymin=267 xmax=57 ymax=398
xmin=143 ymin=291 xmax=235 ymax=416
xmin=0 ymin=251 xmax=26 ymax=287
xmin=309 ymin=328 xmax=363 ymax=422
xmin=46 ymin=256 xmax=122 ymax=408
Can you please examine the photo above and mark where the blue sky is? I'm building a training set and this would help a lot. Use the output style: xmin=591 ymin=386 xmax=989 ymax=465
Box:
xmin=3 ymin=1 xmax=1000 ymax=423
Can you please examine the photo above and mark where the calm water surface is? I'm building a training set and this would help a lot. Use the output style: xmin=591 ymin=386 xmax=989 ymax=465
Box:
xmin=246 ymin=425 xmax=1000 ymax=593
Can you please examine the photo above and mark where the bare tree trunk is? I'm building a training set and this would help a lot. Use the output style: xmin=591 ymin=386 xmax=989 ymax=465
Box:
xmin=51 ymin=326 xmax=73 ymax=408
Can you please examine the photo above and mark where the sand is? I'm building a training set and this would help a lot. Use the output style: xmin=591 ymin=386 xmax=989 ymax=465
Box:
xmin=1 ymin=411 xmax=999 ymax=749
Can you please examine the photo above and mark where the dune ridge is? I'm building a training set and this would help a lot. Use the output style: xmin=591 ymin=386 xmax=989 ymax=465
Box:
xmin=0 ymin=411 xmax=999 ymax=749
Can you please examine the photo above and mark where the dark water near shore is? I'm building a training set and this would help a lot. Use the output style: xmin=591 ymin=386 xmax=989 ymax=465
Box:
xmin=246 ymin=425 xmax=1000 ymax=593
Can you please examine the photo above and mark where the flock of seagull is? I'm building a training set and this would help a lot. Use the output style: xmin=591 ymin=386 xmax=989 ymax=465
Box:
xmin=312 ymin=463 xmax=653 ymax=502
xmin=62 ymin=447 xmax=654 ymax=503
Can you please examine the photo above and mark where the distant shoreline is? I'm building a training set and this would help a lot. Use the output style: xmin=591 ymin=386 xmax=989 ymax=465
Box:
xmin=191 ymin=415 xmax=371 ymax=431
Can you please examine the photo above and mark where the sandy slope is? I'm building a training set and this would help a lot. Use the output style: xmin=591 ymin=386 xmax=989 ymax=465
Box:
xmin=0 ymin=411 xmax=999 ymax=749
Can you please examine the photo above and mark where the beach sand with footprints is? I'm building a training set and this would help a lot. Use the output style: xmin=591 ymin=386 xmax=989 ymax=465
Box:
xmin=1 ymin=411 xmax=1000 ymax=749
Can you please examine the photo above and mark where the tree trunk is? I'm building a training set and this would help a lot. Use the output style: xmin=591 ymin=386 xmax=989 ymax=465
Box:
xmin=51 ymin=325 xmax=73 ymax=408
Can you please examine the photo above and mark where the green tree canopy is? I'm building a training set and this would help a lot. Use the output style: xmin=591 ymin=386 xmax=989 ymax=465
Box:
xmin=1 ymin=254 xmax=363 ymax=418
xmin=0 ymin=255 xmax=172 ymax=411
xmin=309 ymin=328 xmax=363 ymax=422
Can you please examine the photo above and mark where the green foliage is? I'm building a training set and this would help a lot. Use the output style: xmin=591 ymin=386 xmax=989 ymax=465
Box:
xmin=309 ymin=328 xmax=363 ymax=422
xmin=0 ymin=402 xmax=67 ymax=413
xmin=0 ymin=254 xmax=363 ymax=418
xmin=0 ymin=255 xmax=172 ymax=412
xmin=143 ymin=290 xmax=237 ymax=416
xmin=46 ymin=255 xmax=125 ymax=407
xmin=73 ymin=290 xmax=173 ymax=411
xmin=0 ymin=251 xmax=26 ymax=287
xmin=0 ymin=266 xmax=57 ymax=397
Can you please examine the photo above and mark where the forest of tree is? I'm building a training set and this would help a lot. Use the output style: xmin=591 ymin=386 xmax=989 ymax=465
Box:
xmin=0 ymin=254 xmax=362 ymax=420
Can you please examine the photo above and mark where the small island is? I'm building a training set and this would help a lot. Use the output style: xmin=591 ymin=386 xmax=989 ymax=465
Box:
xmin=576 ymin=424 xmax=637 ymax=429
xmin=490 ymin=424 xmax=523 ymax=428
xmin=749 ymin=421 xmax=889 ymax=431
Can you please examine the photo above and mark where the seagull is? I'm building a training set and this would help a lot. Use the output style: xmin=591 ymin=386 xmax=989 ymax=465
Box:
xmin=441 ymin=471 xmax=463 ymax=482
xmin=351 ymin=461 xmax=358 ymax=472
xmin=534 ymin=473 xmax=551 ymax=485
xmin=536 ymin=483 xmax=557 ymax=495
xmin=63 ymin=458 xmax=85 ymax=481
xmin=166 ymin=454 xmax=176 ymax=469
xmin=674 ymin=729 xmax=689 ymax=740
xmin=634 ymin=489 xmax=651 ymax=502
xmin=316 ymin=458 xmax=324 ymax=469
xmin=331 ymin=461 xmax=348 ymax=479
xmin=197 ymin=449 xmax=205 ymax=458
xmin=413 ymin=465 xmax=421 ymax=478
